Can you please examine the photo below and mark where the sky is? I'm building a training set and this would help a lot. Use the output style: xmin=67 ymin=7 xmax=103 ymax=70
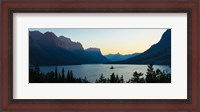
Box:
xmin=29 ymin=28 xmax=168 ymax=55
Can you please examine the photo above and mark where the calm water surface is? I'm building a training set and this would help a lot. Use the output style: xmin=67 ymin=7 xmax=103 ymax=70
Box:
xmin=38 ymin=64 xmax=171 ymax=82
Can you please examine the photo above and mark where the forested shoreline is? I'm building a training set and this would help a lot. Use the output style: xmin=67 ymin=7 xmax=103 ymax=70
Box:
xmin=29 ymin=64 xmax=171 ymax=83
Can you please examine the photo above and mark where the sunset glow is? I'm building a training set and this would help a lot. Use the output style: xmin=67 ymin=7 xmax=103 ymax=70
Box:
xmin=29 ymin=28 xmax=168 ymax=55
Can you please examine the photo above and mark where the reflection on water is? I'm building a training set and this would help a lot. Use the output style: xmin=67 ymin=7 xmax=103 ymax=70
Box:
xmin=37 ymin=64 xmax=171 ymax=83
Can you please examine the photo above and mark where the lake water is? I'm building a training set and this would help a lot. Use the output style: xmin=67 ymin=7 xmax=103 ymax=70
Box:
xmin=37 ymin=64 xmax=171 ymax=83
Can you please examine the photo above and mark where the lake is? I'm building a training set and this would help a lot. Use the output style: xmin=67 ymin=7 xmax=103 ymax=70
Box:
xmin=37 ymin=64 xmax=171 ymax=83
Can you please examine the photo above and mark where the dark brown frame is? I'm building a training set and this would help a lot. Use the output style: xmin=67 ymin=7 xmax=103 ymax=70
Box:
xmin=1 ymin=0 xmax=199 ymax=111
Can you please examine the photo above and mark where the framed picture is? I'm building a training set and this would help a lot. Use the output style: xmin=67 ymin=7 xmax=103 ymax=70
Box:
xmin=1 ymin=0 xmax=199 ymax=111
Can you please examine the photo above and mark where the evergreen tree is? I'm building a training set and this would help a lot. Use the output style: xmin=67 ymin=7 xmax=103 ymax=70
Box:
xmin=83 ymin=76 xmax=89 ymax=83
xmin=67 ymin=70 xmax=70 ymax=82
xmin=61 ymin=68 xmax=65 ymax=82
xmin=110 ymin=73 xmax=116 ymax=83
xmin=96 ymin=74 xmax=107 ymax=83
xmin=119 ymin=75 xmax=124 ymax=83
xmin=116 ymin=74 xmax=119 ymax=83
xmin=55 ymin=66 xmax=58 ymax=81
xmin=127 ymin=71 xmax=143 ymax=83
xmin=146 ymin=64 xmax=155 ymax=83
xmin=70 ymin=70 xmax=74 ymax=82
xmin=133 ymin=72 xmax=143 ymax=83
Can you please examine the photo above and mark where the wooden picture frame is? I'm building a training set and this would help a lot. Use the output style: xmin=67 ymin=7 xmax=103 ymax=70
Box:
xmin=1 ymin=0 xmax=199 ymax=111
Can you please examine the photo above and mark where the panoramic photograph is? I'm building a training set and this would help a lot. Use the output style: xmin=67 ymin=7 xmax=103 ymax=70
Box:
xmin=29 ymin=28 xmax=171 ymax=83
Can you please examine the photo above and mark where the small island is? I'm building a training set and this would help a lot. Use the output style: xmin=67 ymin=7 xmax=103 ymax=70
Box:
xmin=29 ymin=28 xmax=171 ymax=83
xmin=110 ymin=66 xmax=114 ymax=69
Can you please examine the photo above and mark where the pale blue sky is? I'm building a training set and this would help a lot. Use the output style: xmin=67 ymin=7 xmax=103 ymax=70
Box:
xmin=29 ymin=28 xmax=168 ymax=55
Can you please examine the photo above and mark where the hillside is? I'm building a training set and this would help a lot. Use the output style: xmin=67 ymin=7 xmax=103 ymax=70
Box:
xmin=116 ymin=29 xmax=171 ymax=65
xmin=29 ymin=31 xmax=110 ymax=65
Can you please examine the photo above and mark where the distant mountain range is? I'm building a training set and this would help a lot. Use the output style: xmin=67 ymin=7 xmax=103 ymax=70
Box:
xmin=29 ymin=29 xmax=171 ymax=66
xmin=105 ymin=53 xmax=140 ymax=62
xmin=29 ymin=31 xmax=109 ymax=65
xmin=114 ymin=29 xmax=171 ymax=65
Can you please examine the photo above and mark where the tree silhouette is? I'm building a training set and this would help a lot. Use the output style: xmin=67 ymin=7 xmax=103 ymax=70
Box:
xmin=110 ymin=73 xmax=116 ymax=83
xmin=146 ymin=64 xmax=155 ymax=83
xmin=61 ymin=68 xmax=65 ymax=82
xmin=119 ymin=75 xmax=124 ymax=83
xmin=96 ymin=74 xmax=107 ymax=83
xmin=127 ymin=72 xmax=144 ymax=83
xmin=29 ymin=64 xmax=170 ymax=83
xmin=115 ymin=75 xmax=119 ymax=83
xmin=55 ymin=66 xmax=58 ymax=81
xmin=70 ymin=70 xmax=74 ymax=81
xmin=58 ymin=73 xmax=61 ymax=81
xmin=67 ymin=70 xmax=70 ymax=82
xmin=83 ymin=76 xmax=89 ymax=83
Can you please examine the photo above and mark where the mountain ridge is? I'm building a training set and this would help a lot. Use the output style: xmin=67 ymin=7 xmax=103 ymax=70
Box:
xmin=29 ymin=31 xmax=110 ymax=65
xmin=29 ymin=29 xmax=171 ymax=66
xmin=113 ymin=29 xmax=171 ymax=65
xmin=105 ymin=53 xmax=140 ymax=62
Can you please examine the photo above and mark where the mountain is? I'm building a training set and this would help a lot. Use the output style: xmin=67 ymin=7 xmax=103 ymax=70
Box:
xmin=105 ymin=53 xmax=140 ymax=62
xmin=85 ymin=48 xmax=110 ymax=63
xmin=58 ymin=36 xmax=84 ymax=51
xmin=29 ymin=31 xmax=109 ymax=65
xmin=29 ymin=32 xmax=80 ymax=65
xmin=116 ymin=29 xmax=171 ymax=65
